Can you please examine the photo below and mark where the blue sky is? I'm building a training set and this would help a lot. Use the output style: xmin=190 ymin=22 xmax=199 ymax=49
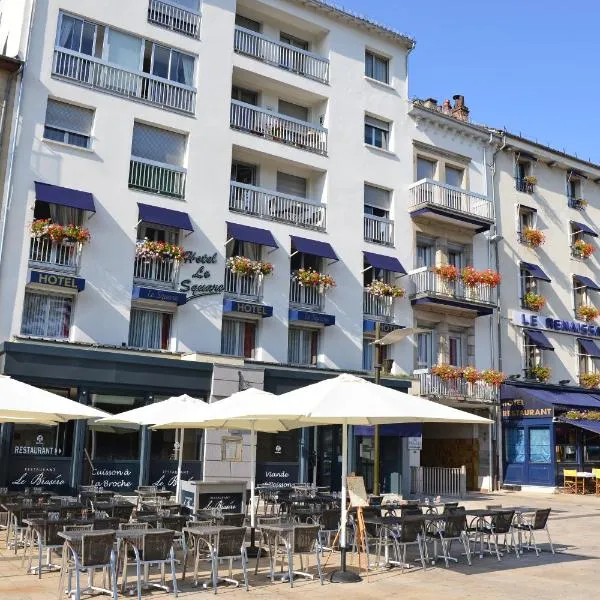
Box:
xmin=340 ymin=0 xmax=600 ymax=163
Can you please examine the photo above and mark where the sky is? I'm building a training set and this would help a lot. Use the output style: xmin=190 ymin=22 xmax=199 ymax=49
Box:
xmin=339 ymin=0 xmax=600 ymax=163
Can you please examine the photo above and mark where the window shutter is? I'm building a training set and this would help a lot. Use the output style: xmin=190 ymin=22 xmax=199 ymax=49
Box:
xmin=277 ymin=172 xmax=307 ymax=198
xmin=131 ymin=123 xmax=186 ymax=166
xmin=45 ymin=100 xmax=93 ymax=135
xmin=364 ymin=184 xmax=390 ymax=209
xmin=365 ymin=115 xmax=389 ymax=131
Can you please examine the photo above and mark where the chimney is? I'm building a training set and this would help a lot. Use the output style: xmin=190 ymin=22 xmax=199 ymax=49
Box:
xmin=423 ymin=98 xmax=438 ymax=110
xmin=441 ymin=99 xmax=452 ymax=114
xmin=451 ymin=94 xmax=469 ymax=122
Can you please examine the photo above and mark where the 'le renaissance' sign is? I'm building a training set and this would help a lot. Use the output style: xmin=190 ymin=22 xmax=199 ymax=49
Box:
xmin=510 ymin=310 xmax=600 ymax=339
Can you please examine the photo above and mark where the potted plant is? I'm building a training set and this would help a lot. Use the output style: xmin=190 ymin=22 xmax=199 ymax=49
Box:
xmin=461 ymin=266 xmax=480 ymax=288
xmin=573 ymin=239 xmax=595 ymax=259
xmin=522 ymin=227 xmax=545 ymax=248
xmin=527 ymin=364 xmax=551 ymax=383
xmin=462 ymin=366 xmax=481 ymax=383
xmin=294 ymin=268 xmax=336 ymax=291
xmin=574 ymin=198 xmax=588 ymax=210
xmin=435 ymin=264 xmax=459 ymax=282
xmin=365 ymin=280 xmax=405 ymax=298
xmin=564 ymin=409 xmax=600 ymax=420
xmin=62 ymin=224 xmax=91 ymax=244
xmin=579 ymin=373 xmax=600 ymax=389
xmin=480 ymin=369 xmax=506 ymax=386
xmin=523 ymin=291 xmax=546 ymax=312
xmin=226 ymin=256 xmax=273 ymax=276
xmin=576 ymin=304 xmax=600 ymax=323
xmin=136 ymin=239 xmax=185 ymax=262
xmin=431 ymin=364 xmax=463 ymax=381
xmin=30 ymin=219 xmax=91 ymax=244
xmin=478 ymin=269 xmax=502 ymax=288
xmin=523 ymin=175 xmax=538 ymax=185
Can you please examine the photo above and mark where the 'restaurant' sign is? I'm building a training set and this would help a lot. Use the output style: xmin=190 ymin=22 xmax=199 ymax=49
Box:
xmin=502 ymin=398 xmax=553 ymax=419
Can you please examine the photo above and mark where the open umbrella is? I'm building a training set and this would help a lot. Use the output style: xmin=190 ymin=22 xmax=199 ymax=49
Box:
xmin=0 ymin=376 xmax=108 ymax=421
xmin=97 ymin=394 xmax=209 ymax=499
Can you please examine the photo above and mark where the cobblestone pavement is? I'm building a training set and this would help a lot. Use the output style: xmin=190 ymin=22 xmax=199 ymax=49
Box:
xmin=1 ymin=491 xmax=599 ymax=600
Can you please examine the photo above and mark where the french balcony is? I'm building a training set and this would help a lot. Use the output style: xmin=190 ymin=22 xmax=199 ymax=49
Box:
xmin=133 ymin=255 xmax=180 ymax=289
xmin=289 ymin=277 xmax=325 ymax=311
xmin=229 ymin=182 xmax=326 ymax=231
xmin=29 ymin=236 xmax=82 ymax=273
xmin=147 ymin=0 xmax=201 ymax=38
xmin=230 ymin=100 xmax=327 ymax=155
xmin=363 ymin=290 xmax=393 ymax=320
xmin=410 ymin=268 xmax=496 ymax=316
xmin=52 ymin=48 xmax=196 ymax=114
xmin=224 ymin=269 xmax=263 ymax=301
xmin=129 ymin=158 xmax=187 ymax=199
xmin=416 ymin=370 xmax=498 ymax=404
xmin=233 ymin=26 xmax=329 ymax=84
xmin=364 ymin=214 xmax=394 ymax=246
xmin=408 ymin=178 xmax=494 ymax=233
xmin=515 ymin=178 xmax=534 ymax=194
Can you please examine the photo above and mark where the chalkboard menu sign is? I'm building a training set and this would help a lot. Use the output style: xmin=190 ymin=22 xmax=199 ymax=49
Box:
xmin=90 ymin=461 xmax=140 ymax=491
xmin=347 ymin=475 xmax=369 ymax=507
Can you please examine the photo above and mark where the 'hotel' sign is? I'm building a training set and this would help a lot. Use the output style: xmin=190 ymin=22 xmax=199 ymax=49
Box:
xmin=29 ymin=270 xmax=85 ymax=292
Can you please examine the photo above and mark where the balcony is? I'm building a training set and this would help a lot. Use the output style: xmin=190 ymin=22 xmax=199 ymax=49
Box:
xmin=233 ymin=26 xmax=329 ymax=84
xmin=133 ymin=255 xmax=180 ymax=289
xmin=52 ymin=48 xmax=196 ymax=114
xmin=363 ymin=291 xmax=393 ymax=320
xmin=147 ymin=0 xmax=201 ymax=38
xmin=230 ymin=100 xmax=327 ymax=155
xmin=416 ymin=370 xmax=498 ymax=404
xmin=410 ymin=268 xmax=496 ymax=316
xmin=29 ymin=236 xmax=82 ymax=273
xmin=129 ymin=158 xmax=186 ymax=199
xmin=364 ymin=214 xmax=394 ymax=246
xmin=224 ymin=269 xmax=263 ymax=301
xmin=515 ymin=178 xmax=534 ymax=194
xmin=229 ymin=182 xmax=326 ymax=231
xmin=408 ymin=179 xmax=494 ymax=232
xmin=289 ymin=277 xmax=325 ymax=311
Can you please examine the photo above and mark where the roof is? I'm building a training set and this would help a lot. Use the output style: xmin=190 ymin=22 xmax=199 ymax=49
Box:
xmin=288 ymin=0 xmax=415 ymax=49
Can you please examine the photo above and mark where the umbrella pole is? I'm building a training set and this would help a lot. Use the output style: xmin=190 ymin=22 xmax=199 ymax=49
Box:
xmin=246 ymin=423 xmax=259 ymax=558
xmin=330 ymin=422 xmax=361 ymax=583
xmin=175 ymin=428 xmax=184 ymax=502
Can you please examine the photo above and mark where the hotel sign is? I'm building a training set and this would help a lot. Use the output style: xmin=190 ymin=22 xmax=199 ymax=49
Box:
xmin=289 ymin=309 xmax=335 ymax=327
xmin=223 ymin=299 xmax=273 ymax=318
xmin=29 ymin=270 xmax=85 ymax=292
xmin=179 ymin=252 xmax=225 ymax=302
xmin=501 ymin=398 xmax=553 ymax=419
xmin=510 ymin=310 xmax=600 ymax=339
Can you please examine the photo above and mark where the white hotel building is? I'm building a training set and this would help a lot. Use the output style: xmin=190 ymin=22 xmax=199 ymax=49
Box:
xmin=0 ymin=0 xmax=499 ymax=494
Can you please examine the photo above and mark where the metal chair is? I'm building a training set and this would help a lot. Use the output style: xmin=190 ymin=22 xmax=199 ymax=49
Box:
xmin=388 ymin=518 xmax=427 ymax=573
xmin=513 ymin=509 xmax=554 ymax=556
xmin=209 ymin=527 xmax=248 ymax=593
xmin=8 ymin=507 xmax=47 ymax=554
xmin=254 ymin=516 xmax=291 ymax=577
xmin=318 ymin=509 xmax=340 ymax=552
xmin=477 ymin=510 xmax=518 ymax=560
xmin=123 ymin=530 xmax=178 ymax=600
xmin=221 ymin=512 xmax=245 ymax=527
xmin=284 ymin=525 xmax=323 ymax=587
xmin=427 ymin=513 xmax=472 ymax=568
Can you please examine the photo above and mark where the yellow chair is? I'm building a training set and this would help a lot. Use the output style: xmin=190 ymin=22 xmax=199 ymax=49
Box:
xmin=592 ymin=468 xmax=600 ymax=496
xmin=563 ymin=469 xmax=578 ymax=494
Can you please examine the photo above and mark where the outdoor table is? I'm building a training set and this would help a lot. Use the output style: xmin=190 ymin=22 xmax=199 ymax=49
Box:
xmin=92 ymin=501 xmax=135 ymax=519
xmin=135 ymin=488 xmax=171 ymax=499
xmin=576 ymin=472 xmax=594 ymax=494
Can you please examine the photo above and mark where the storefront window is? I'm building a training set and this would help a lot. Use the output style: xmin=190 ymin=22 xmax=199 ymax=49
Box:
xmin=256 ymin=431 xmax=299 ymax=463
xmin=151 ymin=428 xmax=202 ymax=460
xmin=529 ymin=427 xmax=551 ymax=463
xmin=505 ymin=427 xmax=525 ymax=463
xmin=584 ymin=431 xmax=600 ymax=462
xmin=555 ymin=423 xmax=578 ymax=463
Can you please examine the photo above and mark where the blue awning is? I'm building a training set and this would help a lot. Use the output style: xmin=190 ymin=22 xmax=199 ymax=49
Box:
xmin=502 ymin=385 xmax=600 ymax=408
xmin=226 ymin=222 xmax=277 ymax=248
xmin=571 ymin=221 xmax=598 ymax=237
xmin=290 ymin=235 xmax=338 ymax=261
xmin=525 ymin=329 xmax=554 ymax=350
xmin=354 ymin=423 xmax=422 ymax=437
xmin=558 ymin=418 xmax=600 ymax=435
xmin=521 ymin=261 xmax=551 ymax=282
xmin=578 ymin=337 xmax=600 ymax=358
xmin=574 ymin=275 xmax=600 ymax=291
xmin=138 ymin=203 xmax=193 ymax=232
xmin=35 ymin=181 xmax=96 ymax=212
xmin=364 ymin=251 xmax=406 ymax=274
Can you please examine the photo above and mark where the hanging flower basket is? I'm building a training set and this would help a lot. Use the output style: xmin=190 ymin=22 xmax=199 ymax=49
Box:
xmin=523 ymin=175 xmax=538 ymax=185
xmin=576 ymin=304 xmax=600 ymax=323
xmin=480 ymin=369 xmax=506 ymax=386
xmin=522 ymin=227 xmax=545 ymax=248
xmin=564 ymin=408 xmax=600 ymax=420
xmin=462 ymin=366 xmax=481 ymax=383
xmin=527 ymin=364 xmax=551 ymax=383
xmin=573 ymin=239 xmax=595 ymax=259
xmin=524 ymin=291 xmax=546 ymax=312
xmin=435 ymin=264 xmax=459 ymax=282
xmin=294 ymin=268 xmax=336 ymax=291
xmin=431 ymin=364 xmax=463 ymax=381
xmin=30 ymin=219 xmax=90 ymax=244
xmin=226 ymin=256 xmax=273 ymax=276
xmin=365 ymin=280 xmax=405 ymax=298
xmin=578 ymin=373 xmax=600 ymax=390
xmin=136 ymin=239 xmax=185 ymax=262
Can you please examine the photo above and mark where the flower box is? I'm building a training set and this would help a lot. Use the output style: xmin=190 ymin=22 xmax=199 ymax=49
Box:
xmin=226 ymin=256 xmax=273 ymax=276
xmin=431 ymin=364 xmax=463 ymax=381
xmin=294 ymin=268 xmax=336 ymax=291
xmin=480 ymin=369 xmax=506 ymax=386
xmin=136 ymin=239 xmax=185 ymax=261
xmin=576 ymin=305 xmax=600 ymax=323
xmin=461 ymin=266 xmax=501 ymax=288
xmin=522 ymin=227 xmax=545 ymax=248
xmin=523 ymin=292 xmax=546 ymax=312
xmin=434 ymin=264 xmax=459 ymax=282
xmin=573 ymin=239 xmax=595 ymax=259
xmin=31 ymin=219 xmax=90 ymax=244
xmin=578 ymin=373 xmax=600 ymax=390
xmin=365 ymin=280 xmax=405 ymax=298
xmin=526 ymin=365 xmax=551 ymax=383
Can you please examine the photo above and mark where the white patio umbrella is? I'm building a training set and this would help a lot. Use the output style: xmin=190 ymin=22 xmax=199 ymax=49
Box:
xmin=96 ymin=394 xmax=208 ymax=499
xmin=0 ymin=375 xmax=109 ymax=421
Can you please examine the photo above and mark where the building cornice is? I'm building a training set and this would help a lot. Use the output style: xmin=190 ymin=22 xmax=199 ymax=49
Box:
xmin=412 ymin=140 xmax=472 ymax=165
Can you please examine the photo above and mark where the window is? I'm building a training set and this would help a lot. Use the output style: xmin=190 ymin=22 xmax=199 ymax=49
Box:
xmin=573 ymin=277 xmax=588 ymax=312
xmin=44 ymin=99 xmax=93 ymax=148
xmin=417 ymin=157 xmax=436 ymax=181
xmin=567 ymin=176 xmax=581 ymax=204
xmin=278 ymin=99 xmax=309 ymax=122
xmin=529 ymin=428 xmax=551 ymax=463
xmin=21 ymin=292 xmax=72 ymax=339
xmin=280 ymin=32 xmax=309 ymax=51
xmin=277 ymin=171 xmax=307 ymax=198
xmin=517 ymin=205 xmax=536 ymax=237
xmin=447 ymin=249 xmax=464 ymax=270
xmin=577 ymin=340 xmax=597 ymax=376
xmin=57 ymin=14 xmax=98 ymax=56
xmin=363 ymin=263 xmax=389 ymax=287
xmin=143 ymin=42 xmax=194 ymax=86
xmin=524 ymin=332 xmax=542 ymax=372
xmin=131 ymin=122 xmax=186 ymax=168
xmin=365 ymin=50 xmax=389 ymax=83
xmin=33 ymin=200 xmax=83 ymax=227
xmin=288 ymin=327 xmax=319 ymax=365
xmin=416 ymin=238 xmax=433 ymax=268
xmin=445 ymin=166 xmax=464 ymax=188
xmin=221 ymin=319 xmax=256 ymax=358
xmin=364 ymin=184 xmax=391 ymax=217
xmin=505 ymin=427 xmax=525 ymax=463
xmin=151 ymin=427 xmax=202 ymax=461
xmin=416 ymin=331 xmax=433 ymax=369
xmin=231 ymin=162 xmax=257 ymax=185
xmin=583 ymin=430 xmax=600 ymax=462
xmin=138 ymin=223 xmax=179 ymax=245
xmin=362 ymin=337 xmax=388 ymax=371
xmin=520 ymin=266 xmax=537 ymax=304
xmin=231 ymin=85 xmax=258 ymax=106
xmin=128 ymin=308 xmax=172 ymax=350
xmin=515 ymin=160 xmax=533 ymax=192
xmin=555 ymin=424 xmax=578 ymax=463
xmin=235 ymin=14 xmax=261 ymax=32
xmin=448 ymin=334 xmax=464 ymax=367
xmin=364 ymin=115 xmax=390 ymax=150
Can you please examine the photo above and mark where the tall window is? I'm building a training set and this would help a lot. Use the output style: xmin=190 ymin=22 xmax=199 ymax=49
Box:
xmin=221 ymin=319 xmax=256 ymax=358
xmin=515 ymin=160 xmax=533 ymax=192
xmin=520 ymin=267 xmax=538 ymax=306
xmin=278 ymin=99 xmax=309 ymax=122
xmin=365 ymin=50 xmax=389 ymax=83
xmin=445 ymin=166 xmax=464 ymax=188
xmin=280 ymin=32 xmax=309 ymax=50
xmin=235 ymin=14 xmax=261 ymax=32
xmin=524 ymin=332 xmax=542 ymax=372
xmin=447 ymin=248 xmax=464 ymax=270
xmin=364 ymin=115 xmax=390 ymax=150
xmin=362 ymin=338 xmax=388 ymax=371
xmin=416 ymin=331 xmax=433 ymax=369
xmin=416 ymin=239 xmax=433 ymax=268
xmin=573 ymin=278 xmax=588 ymax=312
xmin=517 ymin=205 xmax=537 ymax=239
xmin=288 ymin=328 xmax=319 ymax=366
xmin=57 ymin=14 xmax=98 ymax=56
xmin=364 ymin=184 xmax=391 ymax=218
xmin=138 ymin=223 xmax=178 ymax=245
xmin=577 ymin=340 xmax=597 ymax=376
xmin=21 ymin=292 xmax=72 ymax=339
xmin=448 ymin=334 xmax=464 ymax=367
xmin=505 ymin=427 xmax=525 ymax=463
xmin=277 ymin=171 xmax=307 ymax=198
xmin=128 ymin=309 xmax=172 ymax=350
xmin=231 ymin=162 xmax=257 ymax=185
xmin=44 ymin=99 xmax=94 ymax=149
xmin=567 ymin=176 xmax=581 ymax=203
xmin=529 ymin=428 xmax=551 ymax=463
xmin=417 ymin=157 xmax=436 ymax=181
xmin=131 ymin=123 xmax=186 ymax=168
